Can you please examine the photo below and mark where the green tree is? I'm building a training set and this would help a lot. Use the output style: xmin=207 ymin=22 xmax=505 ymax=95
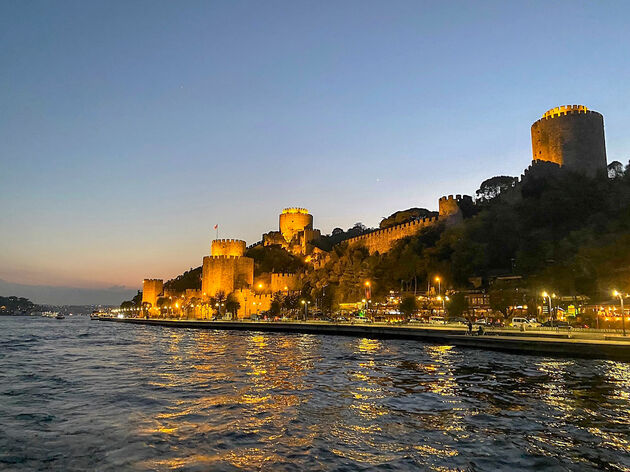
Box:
xmin=270 ymin=293 xmax=283 ymax=316
xmin=399 ymin=296 xmax=418 ymax=319
xmin=447 ymin=292 xmax=469 ymax=318
xmin=225 ymin=293 xmax=240 ymax=317
xmin=210 ymin=291 xmax=226 ymax=317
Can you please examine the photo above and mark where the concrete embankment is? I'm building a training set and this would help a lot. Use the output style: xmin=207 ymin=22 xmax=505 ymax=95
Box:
xmin=98 ymin=318 xmax=630 ymax=361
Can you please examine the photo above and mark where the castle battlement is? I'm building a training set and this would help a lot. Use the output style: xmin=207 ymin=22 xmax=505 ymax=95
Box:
xmin=282 ymin=207 xmax=309 ymax=215
xmin=143 ymin=278 xmax=163 ymax=283
xmin=211 ymin=239 xmax=246 ymax=257
xmin=531 ymin=104 xmax=606 ymax=178
xmin=533 ymin=106 xmax=602 ymax=126
xmin=542 ymin=105 xmax=588 ymax=118
xmin=344 ymin=216 xmax=438 ymax=250
xmin=204 ymin=255 xmax=242 ymax=260
xmin=439 ymin=194 xmax=471 ymax=203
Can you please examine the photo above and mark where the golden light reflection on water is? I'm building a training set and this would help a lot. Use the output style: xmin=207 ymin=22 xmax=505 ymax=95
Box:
xmin=128 ymin=329 xmax=630 ymax=471
xmin=137 ymin=330 xmax=323 ymax=470
xmin=536 ymin=359 xmax=572 ymax=412
xmin=423 ymin=344 xmax=458 ymax=398
xmin=357 ymin=338 xmax=381 ymax=353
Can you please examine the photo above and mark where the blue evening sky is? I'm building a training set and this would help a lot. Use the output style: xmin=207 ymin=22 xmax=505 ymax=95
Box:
xmin=1 ymin=0 xmax=629 ymax=292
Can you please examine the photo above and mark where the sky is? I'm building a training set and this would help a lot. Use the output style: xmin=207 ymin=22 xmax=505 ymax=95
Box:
xmin=2 ymin=0 xmax=630 ymax=304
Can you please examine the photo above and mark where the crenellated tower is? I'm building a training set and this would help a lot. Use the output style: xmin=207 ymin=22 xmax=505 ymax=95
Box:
xmin=531 ymin=105 xmax=607 ymax=177
xmin=202 ymin=239 xmax=253 ymax=297
xmin=279 ymin=208 xmax=313 ymax=243
xmin=142 ymin=279 xmax=163 ymax=309
xmin=438 ymin=194 xmax=472 ymax=225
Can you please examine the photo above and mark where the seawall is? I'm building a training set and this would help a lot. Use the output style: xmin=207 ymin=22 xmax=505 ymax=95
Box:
xmin=97 ymin=318 xmax=630 ymax=361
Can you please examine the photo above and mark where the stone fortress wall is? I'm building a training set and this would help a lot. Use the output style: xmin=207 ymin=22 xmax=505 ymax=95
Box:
xmin=202 ymin=238 xmax=254 ymax=297
xmin=232 ymin=289 xmax=273 ymax=319
xmin=270 ymin=273 xmax=301 ymax=292
xmin=343 ymin=195 xmax=470 ymax=255
xmin=531 ymin=105 xmax=606 ymax=178
xmin=142 ymin=279 xmax=163 ymax=308
xmin=211 ymin=239 xmax=246 ymax=257
xmin=279 ymin=208 xmax=313 ymax=243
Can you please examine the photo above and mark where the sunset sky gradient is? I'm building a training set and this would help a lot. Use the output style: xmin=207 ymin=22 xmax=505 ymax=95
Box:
xmin=2 ymin=0 xmax=630 ymax=302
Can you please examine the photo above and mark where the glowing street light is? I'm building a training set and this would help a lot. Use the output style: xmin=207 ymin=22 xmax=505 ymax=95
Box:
xmin=541 ymin=291 xmax=554 ymax=326
xmin=436 ymin=295 xmax=447 ymax=312
xmin=435 ymin=276 xmax=441 ymax=295
xmin=301 ymin=299 xmax=310 ymax=321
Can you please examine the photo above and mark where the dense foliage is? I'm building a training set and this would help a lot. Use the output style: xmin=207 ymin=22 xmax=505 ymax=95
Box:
xmin=246 ymin=246 xmax=305 ymax=274
xmin=379 ymin=208 xmax=436 ymax=229
xmin=311 ymin=223 xmax=373 ymax=251
xmin=0 ymin=296 xmax=37 ymax=313
xmin=304 ymin=165 xmax=630 ymax=304
xmin=164 ymin=267 xmax=202 ymax=292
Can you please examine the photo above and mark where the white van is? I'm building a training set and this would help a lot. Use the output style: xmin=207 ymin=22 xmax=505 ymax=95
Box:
xmin=510 ymin=317 xmax=530 ymax=328
xmin=429 ymin=316 xmax=446 ymax=324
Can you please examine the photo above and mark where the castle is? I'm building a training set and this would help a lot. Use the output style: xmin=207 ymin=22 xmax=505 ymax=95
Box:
xmin=140 ymin=105 xmax=608 ymax=318
xmin=531 ymin=105 xmax=607 ymax=177
xmin=262 ymin=208 xmax=322 ymax=255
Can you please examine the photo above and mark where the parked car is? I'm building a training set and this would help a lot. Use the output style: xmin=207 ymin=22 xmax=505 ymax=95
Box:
xmin=541 ymin=320 xmax=570 ymax=328
xmin=510 ymin=317 xmax=533 ymax=328
xmin=570 ymin=322 xmax=589 ymax=329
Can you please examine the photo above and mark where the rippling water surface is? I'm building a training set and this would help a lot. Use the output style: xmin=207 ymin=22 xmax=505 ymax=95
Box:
xmin=1 ymin=316 xmax=629 ymax=471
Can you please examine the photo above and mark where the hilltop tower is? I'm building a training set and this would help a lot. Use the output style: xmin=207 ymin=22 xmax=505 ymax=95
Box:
xmin=211 ymin=239 xmax=246 ymax=257
xmin=438 ymin=194 xmax=472 ymax=225
xmin=142 ymin=279 xmax=163 ymax=309
xmin=263 ymin=207 xmax=320 ymax=255
xmin=279 ymin=208 xmax=313 ymax=243
xmin=531 ymin=105 xmax=607 ymax=177
xmin=201 ymin=239 xmax=254 ymax=297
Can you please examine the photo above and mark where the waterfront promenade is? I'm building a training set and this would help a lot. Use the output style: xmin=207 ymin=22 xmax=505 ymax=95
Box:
xmin=98 ymin=317 xmax=630 ymax=361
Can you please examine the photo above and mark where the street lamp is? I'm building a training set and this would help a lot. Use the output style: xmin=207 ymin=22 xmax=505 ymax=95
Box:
xmin=435 ymin=276 xmax=441 ymax=295
xmin=301 ymin=300 xmax=310 ymax=321
xmin=436 ymin=295 xmax=445 ymax=313
xmin=613 ymin=290 xmax=627 ymax=337
xmin=541 ymin=291 xmax=554 ymax=327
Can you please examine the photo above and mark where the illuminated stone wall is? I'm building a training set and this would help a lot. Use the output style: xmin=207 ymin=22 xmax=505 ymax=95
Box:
xmin=233 ymin=289 xmax=272 ymax=319
xmin=279 ymin=208 xmax=313 ymax=243
xmin=142 ymin=279 xmax=163 ymax=308
xmin=270 ymin=273 xmax=300 ymax=292
xmin=344 ymin=217 xmax=439 ymax=254
xmin=531 ymin=105 xmax=607 ymax=177
xmin=201 ymin=255 xmax=254 ymax=297
xmin=211 ymin=239 xmax=246 ymax=257
xmin=344 ymin=195 xmax=470 ymax=255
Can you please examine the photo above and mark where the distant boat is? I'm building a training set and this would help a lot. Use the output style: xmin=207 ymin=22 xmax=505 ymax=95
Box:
xmin=55 ymin=314 xmax=65 ymax=319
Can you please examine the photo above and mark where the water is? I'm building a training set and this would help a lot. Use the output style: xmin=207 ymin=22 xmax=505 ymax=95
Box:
xmin=0 ymin=316 xmax=629 ymax=471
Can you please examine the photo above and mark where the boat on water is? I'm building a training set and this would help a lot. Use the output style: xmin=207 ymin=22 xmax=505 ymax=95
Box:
xmin=42 ymin=311 xmax=59 ymax=318
xmin=55 ymin=314 xmax=65 ymax=319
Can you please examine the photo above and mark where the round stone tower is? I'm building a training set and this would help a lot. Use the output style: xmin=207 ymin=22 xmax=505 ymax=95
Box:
xmin=279 ymin=208 xmax=313 ymax=243
xmin=211 ymin=239 xmax=246 ymax=257
xmin=531 ymin=105 xmax=606 ymax=177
